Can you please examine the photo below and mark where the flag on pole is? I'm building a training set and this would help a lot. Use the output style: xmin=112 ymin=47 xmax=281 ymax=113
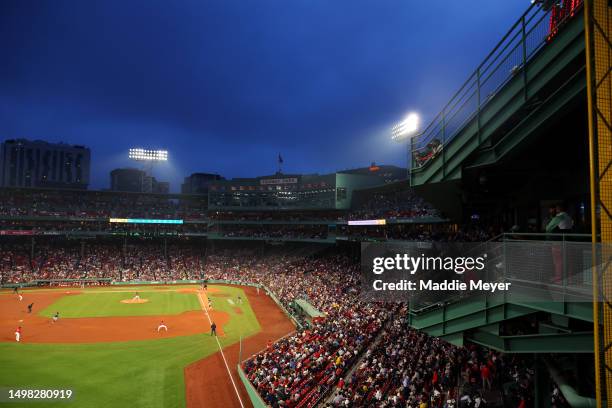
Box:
xmin=278 ymin=154 xmax=283 ymax=164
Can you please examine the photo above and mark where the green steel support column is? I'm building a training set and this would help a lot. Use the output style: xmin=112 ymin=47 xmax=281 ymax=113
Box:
xmin=534 ymin=357 xmax=551 ymax=408
xmin=442 ymin=305 xmax=446 ymax=335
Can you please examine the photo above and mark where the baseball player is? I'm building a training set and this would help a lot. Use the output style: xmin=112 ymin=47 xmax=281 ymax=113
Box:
xmin=18 ymin=293 xmax=23 ymax=301
xmin=208 ymin=299 xmax=213 ymax=310
xmin=52 ymin=311 xmax=59 ymax=323
xmin=27 ymin=303 xmax=34 ymax=313
xmin=157 ymin=320 xmax=168 ymax=332
xmin=210 ymin=322 xmax=217 ymax=336
xmin=15 ymin=326 xmax=21 ymax=342
xmin=133 ymin=292 xmax=140 ymax=301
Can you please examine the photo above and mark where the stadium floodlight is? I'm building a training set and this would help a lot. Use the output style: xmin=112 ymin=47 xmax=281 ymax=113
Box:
xmin=391 ymin=112 xmax=420 ymax=141
xmin=128 ymin=148 xmax=168 ymax=162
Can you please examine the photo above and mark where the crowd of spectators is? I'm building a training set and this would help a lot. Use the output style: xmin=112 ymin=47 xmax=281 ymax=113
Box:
xmin=206 ymin=252 xmax=544 ymax=408
xmin=208 ymin=211 xmax=344 ymax=222
xmin=216 ymin=225 xmax=328 ymax=240
xmin=204 ymin=252 xmax=393 ymax=407
xmin=0 ymin=242 xmax=32 ymax=283
xmin=0 ymin=188 xmax=208 ymax=220
xmin=0 ymin=219 xmax=208 ymax=235
xmin=0 ymin=186 xmax=449 ymax=226
xmin=326 ymin=306 xmax=463 ymax=407
xmin=0 ymin=181 xmax=583 ymax=408
xmin=0 ymin=238 xmax=205 ymax=284
xmin=0 ymin=240 xmax=564 ymax=406
xmin=338 ymin=224 xmax=500 ymax=243
xmin=349 ymin=189 xmax=440 ymax=221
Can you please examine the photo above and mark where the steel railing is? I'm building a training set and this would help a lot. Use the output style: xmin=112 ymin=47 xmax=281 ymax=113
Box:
xmin=411 ymin=0 xmax=583 ymax=170
xmin=409 ymin=233 xmax=596 ymax=315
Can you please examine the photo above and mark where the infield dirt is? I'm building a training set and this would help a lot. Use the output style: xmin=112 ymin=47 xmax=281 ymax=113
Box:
xmin=0 ymin=290 xmax=228 ymax=343
xmin=185 ymin=285 xmax=295 ymax=408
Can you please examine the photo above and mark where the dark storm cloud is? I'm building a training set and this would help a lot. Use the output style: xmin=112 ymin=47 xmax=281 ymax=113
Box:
xmin=0 ymin=0 xmax=527 ymax=190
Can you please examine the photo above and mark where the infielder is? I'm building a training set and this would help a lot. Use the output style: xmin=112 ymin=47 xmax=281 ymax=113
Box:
xmin=15 ymin=326 xmax=21 ymax=342
xmin=52 ymin=311 xmax=59 ymax=323
xmin=157 ymin=320 xmax=168 ymax=332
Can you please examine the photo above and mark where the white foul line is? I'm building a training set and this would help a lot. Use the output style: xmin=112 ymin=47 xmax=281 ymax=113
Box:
xmin=197 ymin=291 xmax=245 ymax=408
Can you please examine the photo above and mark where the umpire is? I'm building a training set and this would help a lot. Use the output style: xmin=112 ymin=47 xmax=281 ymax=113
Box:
xmin=210 ymin=322 xmax=217 ymax=336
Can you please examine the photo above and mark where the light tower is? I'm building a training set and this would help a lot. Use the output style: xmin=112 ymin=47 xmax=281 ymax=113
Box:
xmin=391 ymin=112 xmax=421 ymax=181
xmin=128 ymin=148 xmax=168 ymax=192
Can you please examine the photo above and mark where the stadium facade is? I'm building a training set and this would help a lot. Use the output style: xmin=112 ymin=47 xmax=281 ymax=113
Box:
xmin=0 ymin=139 xmax=90 ymax=189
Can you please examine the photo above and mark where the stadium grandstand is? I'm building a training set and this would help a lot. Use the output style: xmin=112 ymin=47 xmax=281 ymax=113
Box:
xmin=1 ymin=0 xmax=611 ymax=407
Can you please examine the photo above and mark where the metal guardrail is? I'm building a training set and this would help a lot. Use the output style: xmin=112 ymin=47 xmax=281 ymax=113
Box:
xmin=501 ymin=232 xmax=593 ymax=242
xmin=237 ymin=364 xmax=268 ymax=408
xmin=411 ymin=1 xmax=583 ymax=169
xmin=409 ymin=233 xmax=504 ymax=313
xmin=409 ymin=233 xmax=596 ymax=315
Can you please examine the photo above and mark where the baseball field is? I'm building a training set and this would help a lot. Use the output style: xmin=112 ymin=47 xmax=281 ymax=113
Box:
xmin=0 ymin=284 xmax=295 ymax=408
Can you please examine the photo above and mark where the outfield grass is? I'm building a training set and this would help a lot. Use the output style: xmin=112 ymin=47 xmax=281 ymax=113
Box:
xmin=39 ymin=291 xmax=201 ymax=318
xmin=0 ymin=285 xmax=261 ymax=408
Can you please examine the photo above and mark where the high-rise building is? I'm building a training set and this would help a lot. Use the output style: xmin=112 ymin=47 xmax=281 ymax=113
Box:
xmin=110 ymin=168 xmax=145 ymax=193
xmin=142 ymin=175 xmax=169 ymax=194
xmin=0 ymin=139 xmax=91 ymax=189
xmin=181 ymin=173 xmax=223 ymax=195
xmin=110 ymin=168 xmax=169 ymax=194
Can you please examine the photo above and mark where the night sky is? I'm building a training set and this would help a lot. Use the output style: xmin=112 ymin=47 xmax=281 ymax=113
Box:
xmin=1 ymin=1 xmax=527 ymax=191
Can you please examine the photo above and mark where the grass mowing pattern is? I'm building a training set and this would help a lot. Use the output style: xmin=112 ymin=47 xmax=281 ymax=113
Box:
xmin=39 ymin=291 xmax=201 ymax=318
xmin=0 ymin=285 xmax=261 ymax=408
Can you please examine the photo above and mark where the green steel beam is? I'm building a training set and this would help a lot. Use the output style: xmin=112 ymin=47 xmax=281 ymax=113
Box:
xmin=409 ymin=296 xmax=535 ymax=336
xmin=410 ymin=294 xmax=593 ymax=341
xmin=466 ymin=67 xmax=585 ymax=168
xmin=508 ymin=300 xmax=594 ymax=322
xmin=468 ymin=330 xmax=594 ymax=353
xmin=412 ymin=10 xmax=585 ymax=186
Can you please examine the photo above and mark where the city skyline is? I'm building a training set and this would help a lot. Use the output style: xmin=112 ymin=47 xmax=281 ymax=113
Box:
xmin=1 ymin=1 xmax=527 ymax=192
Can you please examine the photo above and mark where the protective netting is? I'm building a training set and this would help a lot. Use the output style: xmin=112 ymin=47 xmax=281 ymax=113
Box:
xmin=360 ymin=240 xmax=606 ymax=305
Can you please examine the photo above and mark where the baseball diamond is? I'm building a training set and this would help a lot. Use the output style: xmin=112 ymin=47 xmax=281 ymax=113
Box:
xmin=0 ymin=284 xmax=294 ymax=408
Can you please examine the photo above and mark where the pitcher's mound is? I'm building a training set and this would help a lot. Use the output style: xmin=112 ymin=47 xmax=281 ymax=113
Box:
xmin=121 ymin=298 xmax=149 ymax=304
